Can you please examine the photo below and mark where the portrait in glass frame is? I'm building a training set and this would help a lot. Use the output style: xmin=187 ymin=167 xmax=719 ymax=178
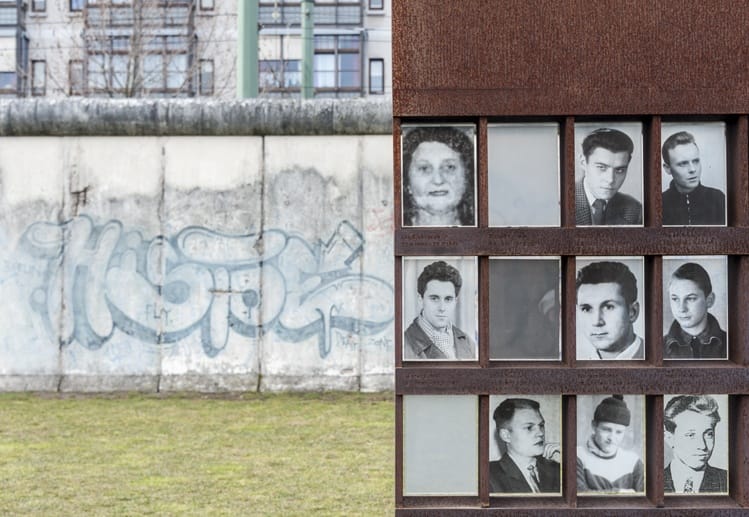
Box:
xmin=401 ymin=124 xmax=477 ymax=227
xmin=402 ymin=257 xmax=478 ymax=361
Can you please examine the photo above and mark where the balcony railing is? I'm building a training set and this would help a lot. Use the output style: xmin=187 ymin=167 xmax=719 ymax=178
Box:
xmin=85 ymin=1 xmax=193 ymax=29
xmin=259 ymin=1 xmax=362 ymax=27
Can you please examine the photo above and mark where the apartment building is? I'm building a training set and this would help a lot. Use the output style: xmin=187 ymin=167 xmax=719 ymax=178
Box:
xmin=257 ymin=0 xmax=391 ymax=97
xmin=0 ymin=0 xmax=390 ymax=99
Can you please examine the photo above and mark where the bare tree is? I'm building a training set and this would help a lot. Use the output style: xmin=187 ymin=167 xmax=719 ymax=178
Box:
xmin=83 ymin=0 xmax=196 ymax=97
xmin=19 ymin=0 xmax=235 ymax=98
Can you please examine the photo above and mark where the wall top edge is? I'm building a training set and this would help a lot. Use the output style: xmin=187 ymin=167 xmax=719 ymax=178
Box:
xmin=0 ymin=98 xmax=394 ymax=137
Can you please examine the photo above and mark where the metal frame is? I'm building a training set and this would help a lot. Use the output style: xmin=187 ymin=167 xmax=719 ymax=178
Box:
xmin=393 ymin=2 xmax=749 ymax=512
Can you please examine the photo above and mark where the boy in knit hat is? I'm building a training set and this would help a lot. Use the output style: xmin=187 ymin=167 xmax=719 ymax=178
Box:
xmin=577 ymin=395 xmax=644 ymax=493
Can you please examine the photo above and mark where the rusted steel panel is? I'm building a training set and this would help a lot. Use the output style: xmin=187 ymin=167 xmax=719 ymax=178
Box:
xmin=395 ymin=227 xmax=749 ymax=256
xmin=393 ymin=1 xmax=749 ymax=116
xmin=396 ymin=367 xmax=749 ymax=395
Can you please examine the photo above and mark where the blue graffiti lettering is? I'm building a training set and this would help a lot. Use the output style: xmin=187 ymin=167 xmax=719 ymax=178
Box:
xmin=19 ymin=215 xmax=393 ymax=358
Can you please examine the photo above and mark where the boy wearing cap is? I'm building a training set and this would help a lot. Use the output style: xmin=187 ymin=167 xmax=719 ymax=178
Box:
xmin=577 ymin=395 xmax=644 ymax=493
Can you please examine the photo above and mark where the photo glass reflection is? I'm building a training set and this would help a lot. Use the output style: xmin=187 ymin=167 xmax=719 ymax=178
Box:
xmin=403 ymin=395 xmax=479 ymax=495
xmin=488 ymin=123 xmax=560 ymax=226
xmin=489 ymin=257 xmax=560 ymax=360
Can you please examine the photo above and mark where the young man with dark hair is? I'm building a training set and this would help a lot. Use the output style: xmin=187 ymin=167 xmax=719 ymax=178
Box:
xmin=577 ymin=395 xmax=644 ymax=493
xmin=576 ymin=261 xmax=644 ymax=360
xmin=575 ymin=128 xmax=642 ymax=226
xmin=490 ymin=398 xmax=561 ymax=494
xmin=664 ymin=395 xmax=727 ymax=494
xmin=404 ymin=260 xmax=476 ymax=360
xmin=664 ymin=262 xmax=727 ymax=359
xmin=662 ymin=131 xmax=725 ymax=226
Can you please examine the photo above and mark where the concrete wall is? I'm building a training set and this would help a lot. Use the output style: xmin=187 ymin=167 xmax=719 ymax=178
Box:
xmin=0 ymin=98 xmax=394 ymax=392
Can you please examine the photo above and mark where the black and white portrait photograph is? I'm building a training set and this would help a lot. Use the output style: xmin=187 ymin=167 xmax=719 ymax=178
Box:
xmin=664 ymin=394 xmax=729 ymax=495
xmin=489 ymin=257 xmax=560 ymax=360
xmin=574 ymin=122 xmax=643 ymax=227
xmin=661 ymin=122 xmax=727 ymax=226
xmin=662 ymin=256 xmax=728 ymax=360
xmin=401 ymin=124 xmax=477 ymax=227
xmin=403 ymin=395 xmax=478 ymax=495
xmin=488 ymin=123 xmax=560 ymax=227
xmin=402 ymin=257 xmax=478 ymax=361
xmin=489 ymin=395 xmax=562 ymax=496
xmin=576 ymin=257 xmax=645 ymax=360
xmin=576 ymin=395 xmax=645 ymax=496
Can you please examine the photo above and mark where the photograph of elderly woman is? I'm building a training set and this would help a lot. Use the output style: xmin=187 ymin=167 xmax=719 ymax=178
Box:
xmin=401 ymin=125 xmax=476 ymax=227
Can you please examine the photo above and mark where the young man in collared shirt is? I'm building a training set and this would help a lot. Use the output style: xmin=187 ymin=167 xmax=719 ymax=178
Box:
xmin=576 ymin=261 xmax=645 ymax=360
xmin=664 ymin=262 xmax=727 ymax=359
xmin=403 ymin=260 xmax=476 ymax=360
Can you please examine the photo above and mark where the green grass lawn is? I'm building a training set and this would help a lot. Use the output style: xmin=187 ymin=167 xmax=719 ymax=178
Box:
xmin=0 ymin=392 xmax=394 ymax=516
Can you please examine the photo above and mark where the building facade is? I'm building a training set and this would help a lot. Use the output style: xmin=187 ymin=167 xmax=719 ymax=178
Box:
xmin=257 ymin=0 xmax=391 ymax=98
xmin=0 ymin=0 xmax=27 ymax=96
xmin=0 ymin=0 xmax=390 ymax=99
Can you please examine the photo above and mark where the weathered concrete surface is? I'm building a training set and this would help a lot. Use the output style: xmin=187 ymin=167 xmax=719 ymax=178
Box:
xmin=0 ymin=100 xmax=394 ymax=392
xmin=0 ymin=98 xmax=393 ymax=136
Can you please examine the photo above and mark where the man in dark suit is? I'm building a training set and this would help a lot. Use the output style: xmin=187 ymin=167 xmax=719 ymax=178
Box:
xmin=403 ymin=260 xmax=476 ymax=360
xmin=575 ymin=128 xmax=642 ymax=226
xmin=664 ymin=395 xmax=728 ymax=494
xmin=490 ymin=398 xmax=561 ymax=494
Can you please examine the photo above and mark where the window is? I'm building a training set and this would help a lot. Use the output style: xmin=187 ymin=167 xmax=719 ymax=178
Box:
xmin=369 ymin=0 xmax=384 ymax=9
xmin=69 ymin=60 xmax=83 ymax=95
xmin=70 ymin=0 xmax=84 ymax=12
xmin=166 ymin=55 xmax=188 ymax=90
xmin=0 ymin=71 xmax=15 ymax=93
xmin=259 ymin=59 xmax=301 ymax=90
xmin=31 ymin=60 xmax=45 ymax=96
xmin=87 ymin=55 xmax=107 ymax=90
xmin=110 ymin=55 xmax=128 ymax=90
xmin=314 ymin=54 xmax=335 ymax=88
xmin=142 ymin=54 xmax=163 ymax=89
xmin=200 ymin=0 xmax=214 ymax=10
xmin=0 ymin=5 xmax=18 ymax=24
xmin=338 ymin=53 xmax=359 ymax=88
xmin=369 ymin=58 xmax=384 ymax=94
xmin=84 ymin=34 xmax=191 ymax=95
xmin=199 ymin=59 xmax=213 ymax=96
xmin=313 ymin=34 xmax=361 ymax=94
xmin=32 ymin=0 xmax=46 ymax=13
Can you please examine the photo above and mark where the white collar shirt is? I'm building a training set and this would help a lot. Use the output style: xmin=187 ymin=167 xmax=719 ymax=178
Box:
xmin=670 ymin=458 xmax=707 ymax=493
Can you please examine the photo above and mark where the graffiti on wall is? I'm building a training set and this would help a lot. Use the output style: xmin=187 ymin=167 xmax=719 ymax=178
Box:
xmin=20 ymin=215 xmax=393 ymax=358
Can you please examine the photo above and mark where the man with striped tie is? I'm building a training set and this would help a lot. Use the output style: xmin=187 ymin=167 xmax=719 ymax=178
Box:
xmin=490 ymin=398 xmax=561 ymax=494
